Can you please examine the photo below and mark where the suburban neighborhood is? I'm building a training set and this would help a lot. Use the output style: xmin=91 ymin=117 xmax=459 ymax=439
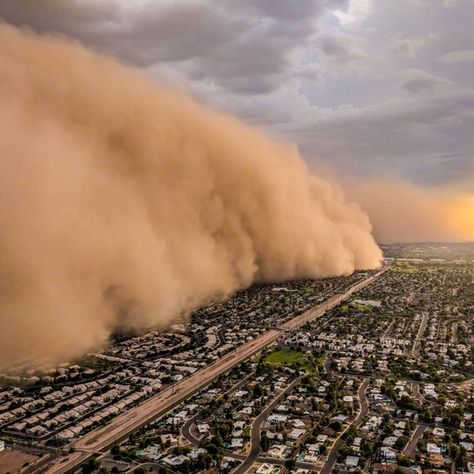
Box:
xmin=1 ymin=243 xmax=474 ymax=473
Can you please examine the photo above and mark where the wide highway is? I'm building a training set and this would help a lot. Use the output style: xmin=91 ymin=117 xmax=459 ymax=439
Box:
xmin=44 ymin=264 xmax=390 ymax=474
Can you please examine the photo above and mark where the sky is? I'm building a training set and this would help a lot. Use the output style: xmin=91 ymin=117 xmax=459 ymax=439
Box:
xmin=0 ymin=0 xmax=473 ymax=192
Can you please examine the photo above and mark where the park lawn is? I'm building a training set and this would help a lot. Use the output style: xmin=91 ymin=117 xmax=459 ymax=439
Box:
xmin=393 ymin=263 xmax=420 ymax=273
xmin=351 ymin=303 xmax=371 ymax=312
xmin=263 ymin=348 xmax=322 ymax=373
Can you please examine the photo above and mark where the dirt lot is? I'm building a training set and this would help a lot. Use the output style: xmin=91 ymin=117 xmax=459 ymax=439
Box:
xmin=0 ymin=449 xmax=39 ymax=473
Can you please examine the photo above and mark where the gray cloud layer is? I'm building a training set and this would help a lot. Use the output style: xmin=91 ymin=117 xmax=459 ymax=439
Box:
xmin=1 ymin=1 xmax=472 ymax=189
xmin=0 ymin=0 xmax=347 ymax=95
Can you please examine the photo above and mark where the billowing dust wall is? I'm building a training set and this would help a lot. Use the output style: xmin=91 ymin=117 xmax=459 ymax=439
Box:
xmin=0 ymin=25 xmax=381 ymax=367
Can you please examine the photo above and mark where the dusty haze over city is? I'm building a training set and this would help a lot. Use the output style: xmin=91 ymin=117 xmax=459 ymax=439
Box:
xmin=0 ymin=25 xmax=383 ymax=366
xmin=1 ymin=4 xmax=474 ymax=474
xmin=0 ymin=0 xmax=473 ymax=368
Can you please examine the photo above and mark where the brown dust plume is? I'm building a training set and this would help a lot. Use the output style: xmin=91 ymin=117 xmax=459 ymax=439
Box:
xmin=0 ymin=24 xmax=382 ymax=369
xmin=345 ymin=178 xmax=474 ymax=244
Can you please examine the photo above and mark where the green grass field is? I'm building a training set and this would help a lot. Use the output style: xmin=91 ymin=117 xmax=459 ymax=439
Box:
xmin=393 ymin=263 xmax=420 ymax=273
xmin=351 ymin=303 xmax=371 ymax=311
xmin=261 ymin=348 xmax=323 ymax=373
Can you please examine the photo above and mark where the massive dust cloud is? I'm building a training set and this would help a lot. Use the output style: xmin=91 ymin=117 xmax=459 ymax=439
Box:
xmin=0 ymin=24 xmax=382 ymax=369
xmin=345 ymin=178 xmax=474 ymax=244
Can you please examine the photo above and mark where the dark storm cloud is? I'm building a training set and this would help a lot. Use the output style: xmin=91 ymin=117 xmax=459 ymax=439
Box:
xmin=0 ymin=0 xmax=348 ymax=95
xmin=0 ymin=1 xmax=245 ymax=64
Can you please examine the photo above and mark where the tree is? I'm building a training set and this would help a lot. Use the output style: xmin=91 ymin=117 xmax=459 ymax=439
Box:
xmin=420 ymin=408 xmax=432 ymax=423
xmin=253 ymin=384 xmax=263 ymax=398
xmin=330 ymin=420 xmax=342 ymax=432
xmin=111 ymin=445 xmax=120 ymax=456
xmin=81 ymin=458 xmax=101 ymax=474
xmin=261 ymin=432 xmax=270 ymax=452
xmin=448 ymin=412 xmax=462 ymax=428
xmin=395 ymin=436 xmax=409 ymax=450
xmin=397 ymin=453 xmax=411 ymax=467
xmin=204 ymin=442 xmax=219 ymax=455
xmin=417 ymin=439 xmax=427 ymax=453
xmin=285 ymin=459 xmax=296 ymax=472
xmin=337 ymin=443 xmax=351 ymax=460
xmin=449 ymin=443 xmax=461 ymax=465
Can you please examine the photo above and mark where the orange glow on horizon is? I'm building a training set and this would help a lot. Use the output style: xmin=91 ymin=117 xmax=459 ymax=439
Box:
xmin=448 ymin=195 xmax=474 ymax=241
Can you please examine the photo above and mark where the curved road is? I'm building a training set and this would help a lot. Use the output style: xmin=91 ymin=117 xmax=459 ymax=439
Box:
xmin=232 ymin=377 xmax=302 ymax=474
xmin=181 ymin=372 xmax=255 ymax=446
xmin=321 ymin=378 xmax=369 ymax=474
xmin=43 ymin=266 xmax=389 ymax=474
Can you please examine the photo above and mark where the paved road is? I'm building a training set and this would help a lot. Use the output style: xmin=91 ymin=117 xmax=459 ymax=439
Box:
xmin=43 ymin=266 xmax=389 ymax=474
xmin=280 ymin=266 xmax=390 ymax=332
xmin=181 ymin=413 xmax=202 ymax=447
xmin=232 ymin=377 xmax=303 ymax=474
xmin=45 ymin=332 xmax=281 ymax=474
xmin=225 ymin=453 xmax=318 ymax=472
xmin=25 ymin=454 xmax=57 ymax=474
xmin=181 ymin=372 xmax=255 ymax=446
xmin=410 ymin=381 xmax=429 ymax=406
xmin=403 ymin=423 xmax=428 ymax=457
xmin=381 ymin=319 xmax=395 ymax=341
xmin=321 ymin=378 xmax=370 ymax=474
xmin=412 ymin=311 xmax=428 ymax=357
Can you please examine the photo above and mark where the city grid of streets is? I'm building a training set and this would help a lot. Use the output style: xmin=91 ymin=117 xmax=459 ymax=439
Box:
xmin=0 ymin=243 xmax=474 ymax=474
